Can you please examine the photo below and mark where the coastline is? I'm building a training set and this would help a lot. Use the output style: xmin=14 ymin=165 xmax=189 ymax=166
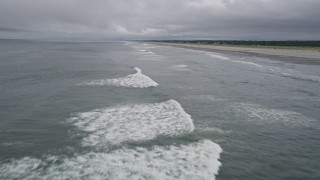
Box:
xmin=154 ymin=42 xmax=320 ymax=65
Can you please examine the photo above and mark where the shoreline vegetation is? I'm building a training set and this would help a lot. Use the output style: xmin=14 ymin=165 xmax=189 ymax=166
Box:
xmin=149 ymin=40 xmax=320 ymax=50
xmin=148 ymin=40 xmax=320 ymax=64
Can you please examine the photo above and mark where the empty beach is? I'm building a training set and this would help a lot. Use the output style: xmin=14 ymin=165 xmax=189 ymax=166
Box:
xmin=155 ymin=42 xmax=320 ymax=65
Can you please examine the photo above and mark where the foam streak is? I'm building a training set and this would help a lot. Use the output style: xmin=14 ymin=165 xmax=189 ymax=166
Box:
xmin=69 ymin=100 xmax=195 ymax=146
xmin=0 ymin=140 xmax=222 ymax=180
xmin=79 ymin=67 xmax=159 ymax=88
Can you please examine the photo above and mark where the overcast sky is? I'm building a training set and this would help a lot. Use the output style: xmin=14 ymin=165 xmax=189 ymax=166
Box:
xmin=1 ymin=0 xmax=320 ymax=40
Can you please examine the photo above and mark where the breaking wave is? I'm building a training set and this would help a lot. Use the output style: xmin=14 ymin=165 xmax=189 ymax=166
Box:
xmin=79 ymin=67 xmax=159 ymax=88
xmin=206 ymin=53 xmax=230 ymax=60
xmin=69 ymin=100 xmax=195 ymax=146
xmin=265 ymin=66 xmax=320 ymax=83
xmin=170 ymin=64 xmax=192 ymax=71
xmin=0 ymin=99 xmax=223 ymax=180
xmin=232 ymin=103 xmax=315 ymax=127
xmin=206 ymin=53 xmax=263 ymax=67
xmin=126 ymin=42 xmax=164 ymax=60
xmin=137 ymin=49 xmax=155 ymax=54
xmin=184 ymin=95 xmax=226 ymax=102
xmin=0 ymin=140 xmax=222 ymax=180
xmin=230 ymin=60 xmax=263 ymax=67
xmin=206 ymin=52 xmax=320 ymax=83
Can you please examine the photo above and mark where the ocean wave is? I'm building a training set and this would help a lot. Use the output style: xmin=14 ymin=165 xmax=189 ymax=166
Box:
xmin=127 ymin=42 xmax=159 ymax=49
xmin=0 ymin=140 xmax=222 ymax=180
xmin=231 ymin=60 xmax=263 ymax=67
xmin=206 ymin=52 xmax=320 ymax=82
xmin=126 ymin=42 xmax=164 ymax=60
xmin=197 ymin=127 xmax=232 ymax=134
xmin=206 ymin=53 xmax=263 ymax=67
xmin=184 ymin=95 xmax=226 ymax=102
xmin=232 ymin=103 xmax=315 ymax=127
xmin=265 ymin=67 xmax=320 ymax=83
xmin=68 ymin=100 xmax=194 ymax=146
xmin=134 ymin=49 xmax=164 ymax=61
xmin=79 ymin=67 xmax=159 ymax=88
xmin=137 ymin=49 xmax=155 ymax=54
xmin=206 ymin=53 xmax=230 ymax=60
xmin=170 ymin=64 xmax=192 ymax=71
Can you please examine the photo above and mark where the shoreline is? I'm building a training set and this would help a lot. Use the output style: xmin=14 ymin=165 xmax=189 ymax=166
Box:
xmin=154 ymin=42 xmax=320 ymax=65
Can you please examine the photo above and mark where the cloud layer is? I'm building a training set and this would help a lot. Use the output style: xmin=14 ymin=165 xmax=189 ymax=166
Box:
xmin=1 ymin=0 xmax=320 ymax=40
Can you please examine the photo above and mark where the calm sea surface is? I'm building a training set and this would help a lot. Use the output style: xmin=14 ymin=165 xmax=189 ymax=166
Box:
xmin=0 ymin=40 xmax=320 ymax=179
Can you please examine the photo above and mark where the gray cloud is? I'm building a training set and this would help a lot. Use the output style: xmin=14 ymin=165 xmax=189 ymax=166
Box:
xmin=1 ymin=0 xmax=320 ymax=40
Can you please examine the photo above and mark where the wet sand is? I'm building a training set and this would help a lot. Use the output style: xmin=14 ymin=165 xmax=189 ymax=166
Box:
xmin=155 ymin=42 xmax=320 ymax=65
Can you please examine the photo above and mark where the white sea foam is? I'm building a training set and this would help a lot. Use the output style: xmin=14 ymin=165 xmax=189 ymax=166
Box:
xmin=184 ymin=95 xmax=226 ymax=102
xmin=134 ymin=49 xmax=157 ymax=56
xmin=170 ymin=64 xmax=192 ymax=71
xmin=241 ymin=61 xmax=320 ymax=82
xmin=197 ymin=127 xmax=232 ymax=134
xmin=0 ymin=140 xmax=222 ymax=180
xmin=126 ymin=42 xmax=164 ymax=60
xmin=137 ymin=49 xmax=155 ymax=54
xmin=1 ymin=141 xmax=33 ymax=147
xmin=231 ymin=60 xmax=263 ymax=67
xmin=235 ymin=62 xmax=320 ymax=82
xmin=69 ymin=100 xmax=195 ymax=146
xmin=79 ymin=67 xmax=159 ymax=88
xmin=206 ymin=53 xmax=230 ymax=60
xmin=129 ymin=43 xmax=159 ymax=50
xmin=265 ymin=66 xmax=320 ymax=83
xmin=135 ymin=49 xmax=164 ymax=61
xmin=206 ymin=52 xmax=320 ymax=82
xmin=128 ymin=42 xmax=157 ymax=52
xmin=206 ymin=53 xmax=263 ymax=67
xmin=232 ymin=103 xmax=314 ymax=127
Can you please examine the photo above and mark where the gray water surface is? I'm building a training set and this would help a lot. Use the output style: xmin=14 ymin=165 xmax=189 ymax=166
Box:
xmin=0 ymin=40 xmax=319 ymax=179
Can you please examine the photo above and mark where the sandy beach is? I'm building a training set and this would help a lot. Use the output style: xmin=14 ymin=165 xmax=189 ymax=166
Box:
xmin=155 ymin=42 xmax=320 ymax=65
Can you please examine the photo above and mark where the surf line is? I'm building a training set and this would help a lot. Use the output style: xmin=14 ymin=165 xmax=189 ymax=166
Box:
xmin=79 ymin=67 xmax=159 ymax=88
xmin=68 ymin=99 xmax=195 ymax=146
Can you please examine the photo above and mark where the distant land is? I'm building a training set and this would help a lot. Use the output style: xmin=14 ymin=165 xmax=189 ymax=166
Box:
xmin=150 ymin=40 xmax=320 ymax=65
xmin=148 ymin=40 xmax=320 ymax=50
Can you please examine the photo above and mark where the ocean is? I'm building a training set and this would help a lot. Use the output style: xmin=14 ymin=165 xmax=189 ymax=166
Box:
xmin=0 ymin=40 xmax=319 ymax=179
